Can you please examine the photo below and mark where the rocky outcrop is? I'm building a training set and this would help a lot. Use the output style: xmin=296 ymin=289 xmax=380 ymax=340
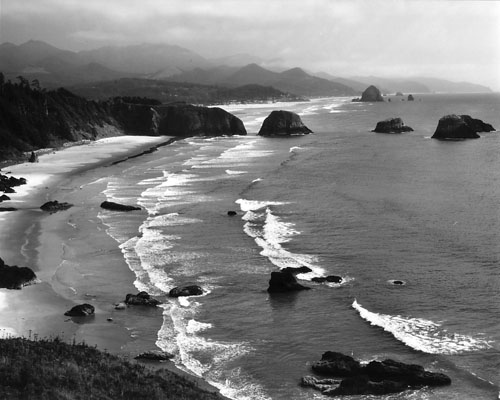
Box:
xmin=352 ymin=85 xmax=384 ymax=102
xmin=0 ymin=195 xmax=10 ymax=202
xmin=100 ymin=201 xmax=141 ymax=211
xmin=125 ymin=291 xmax=161 ymax=306
xmin=0 ymin=173 xmax=27 ymax=193
xmin=0 ymin=257 xmax=37 ymax=289
xmin=303 ymin=352 xmax=451 ymax=397
xmin=311 ymin=275 xmax=343 ymax=284
xmin=407 ymin=94 xmax=415 ymax=101
xmin=158 ymin=103 xmax=246 ymax=137
xmin=169 ymin=285 xmax=203 ymax=297
xmin=432 ymin=114 xmax=481 ymax=140
xmin=64 ymin=304 xmax=95 ymax=317
xmin=267 ymin=270 xmax=310 ymax=293
xmin=258 ymin=110 xmax=312 ymax=137
xmin=460 ymin=115 xmax=495 ymax=133
xmin=281 ymin=266 xmax=312 ymax=274
xmin=373 ymin=118 xmax=414 ymax=134
xmin=110 ymin=101 xmax=161 ymax=136
xmin=40 ymin=200 xmax=73 ymax=212
xmin=135 ymin=350 xmax=175 ymax=361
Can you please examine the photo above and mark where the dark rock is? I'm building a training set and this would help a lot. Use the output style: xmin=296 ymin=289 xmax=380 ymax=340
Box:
xmin=0 ymin=207 xmax=17 ymax=212
xmin=281 ymin=266 xmax=312 ymax=274
xmin=227 ymin=211 xmax=237 ymax=216
xmin=28 ymin=151 xmax=38 ymax=163
xmin=364 ymin=359 xmax=451 ymax=386
xmin=408 ymin=94 xmax=415 ymax=101
xmin=373 ymin=118 xmax=414 ymax=134
xmin=311 ymin=351 xmax=362 ymax=377
xmin=0 ymin=258 xmax=37 ymax=289
xmin=432 ymin=114 xmax=480 ymax=140
xmin=267 ymin=270 xmax=311 ymax=293
xmin=312 ymin=275 xmax=343 ymax=283
xmin=64 ymin=303 xmax=95 ymax=317
xmin=360 ymin=85 xmax=384 ymax=102
xmin=125 ymin=291 xmax=161 ymax=306
xmin=0 ymin=195 xmax=11 ymax=202
xmin=326 ymin=275 xmax=343 ymax=283
xmin=391 ymin=280 xmax=405 ymax=285
xmin=169 ymin=285 xmax=203 ymax=297
xmin=258 ymin=110 xmax=312 ymax=137
xmin=135 ymin=350 xmax=175 ymax=361
xmin=305 ymin=352 xmax=451 ymax=397
xmin=395 ymin=92 xmax=404 ymax=96
xmin=460 ymin=115 xmax=495 ymax=133
xmin=100 ymin=201 xmax=141 ymax=211
xmin=40 ymin=200 xmax=73 ymax=212
xmin=158 ymin=103 xmax=246 ymax=137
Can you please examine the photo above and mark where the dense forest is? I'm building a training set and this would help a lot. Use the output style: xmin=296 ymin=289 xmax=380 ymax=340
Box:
xmin=0 ymin=73 xmax=119 ymax=160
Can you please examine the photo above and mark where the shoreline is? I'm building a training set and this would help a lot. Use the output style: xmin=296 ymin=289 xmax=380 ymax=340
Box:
xmin=0 ymin=135 xmax=229 ymax=397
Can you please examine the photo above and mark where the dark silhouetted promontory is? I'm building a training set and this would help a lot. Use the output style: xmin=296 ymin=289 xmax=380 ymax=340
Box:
xmin=258 ymin=110 xmax=312 ymax=137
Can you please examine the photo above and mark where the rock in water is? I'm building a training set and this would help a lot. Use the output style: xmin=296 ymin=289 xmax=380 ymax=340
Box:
xmin=0 ymin=258 xmax=37 ymax=289
xmin=169 ymin=285 xmax=203 ymax=297
xmin=64 ymin=304 xmax=95 ymax=317
xmin=407 ymin=94 xmax=415 ymax=101
xmin=125 ymin=291 xmax=160 ymax=306
xmin=460 ymin=115 xmax=495 ymax=133
xmin=135 ymin=350 xmax=175 ymax=361
xmin=158 ymin=103 xmax=246 ymax=137
xmin=258 ymin=110 xmax=313 ymax=137
xmin=373 ymin=118 xmax=414 ymax=134
xmin=360 ymin=85 xmax=384 ymax=102
xmin=40 ymin=200 xmax=73 ymax=212
xmin=267 ymin=270 xmax=310 ymax=293
xmin=432 ymin=114 xmax=480 ymax=140
xmin=100 ymin=201 xmax=141 ymax=211
xmin=311 ymin=351 xmax=362 ymax=376
xmin=304 ymin=351 xmax=451 ymax=396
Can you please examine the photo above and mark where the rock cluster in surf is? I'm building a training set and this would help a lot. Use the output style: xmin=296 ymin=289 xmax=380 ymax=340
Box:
xmin=40 ymin=200 xmax=73 ymax=213
xmin=302 ymin=351 xmax=451 ymax=396
xmin=64 ymin=303 xmax=95 ymax=317
xmin=125 ymin=291 xmax=161 ymax=306
xmin=258 ymin=110 xmax=312 ymax=137
xmin=267 ymin=270 xmax=311 ymax=293
xmin=100 ymin=201 xmax=141 ymax=212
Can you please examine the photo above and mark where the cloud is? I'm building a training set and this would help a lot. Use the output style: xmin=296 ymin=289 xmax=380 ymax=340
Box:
xmin=1 ymin=0 xmax=499 ymax=88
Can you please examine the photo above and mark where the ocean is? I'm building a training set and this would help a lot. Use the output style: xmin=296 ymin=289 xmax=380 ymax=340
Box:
xmin=97 ymin=93 xmax=500 ymax=399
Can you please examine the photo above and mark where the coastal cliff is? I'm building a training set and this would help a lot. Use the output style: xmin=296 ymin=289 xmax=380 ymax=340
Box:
xmin=0 ymin=75 xmax=246 ymax=161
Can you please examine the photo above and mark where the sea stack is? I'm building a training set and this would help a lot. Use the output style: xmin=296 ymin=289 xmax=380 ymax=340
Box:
xmin=360 ymin=85 xmax=384 ymax=102
xmin=431 ymin=114 xmax=495 ymax=140
xmin=258 ymin=110 xmax=312 ymax=137
xmin=373 ymin=118 xmax=414 ymax=134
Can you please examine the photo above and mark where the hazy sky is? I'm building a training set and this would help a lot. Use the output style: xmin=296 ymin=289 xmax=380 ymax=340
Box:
xmin=1 ymin=0 xmax=499 ymax=89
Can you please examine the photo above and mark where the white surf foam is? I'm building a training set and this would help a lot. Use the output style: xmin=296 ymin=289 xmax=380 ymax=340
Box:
xmin=353 ymin=299 xmax=493 ymax=354
xmin=226 ymin=170 xmax=247 ymax=175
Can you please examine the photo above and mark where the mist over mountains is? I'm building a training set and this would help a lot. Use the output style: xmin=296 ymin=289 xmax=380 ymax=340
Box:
xmin=0 ymin=40 xmax=492 ymax=98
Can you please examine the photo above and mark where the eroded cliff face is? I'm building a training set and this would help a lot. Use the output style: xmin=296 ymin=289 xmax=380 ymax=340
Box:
xmin=157 ymin=104 xmax=246 ymax=137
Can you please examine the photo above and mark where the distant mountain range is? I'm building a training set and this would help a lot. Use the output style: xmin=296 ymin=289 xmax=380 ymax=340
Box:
xmin=0 ymin=40 xmax=492 ymax=98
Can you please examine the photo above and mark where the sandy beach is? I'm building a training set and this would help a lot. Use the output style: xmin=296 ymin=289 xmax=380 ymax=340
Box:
xmin=0 ymin=136 xmax=174 ymax=346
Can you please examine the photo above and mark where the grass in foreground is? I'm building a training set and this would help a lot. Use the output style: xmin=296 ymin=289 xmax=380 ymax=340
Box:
xmin=0 ymin=337 xmax=224 ymax=400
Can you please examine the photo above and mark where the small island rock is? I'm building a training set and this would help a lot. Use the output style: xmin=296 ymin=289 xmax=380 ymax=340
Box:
xmin=40 ymin=200 xmax=73 ymax=212
xmin=407 ymin=94 xmax=415 ymax=101
xmin=64 ymin=303 xmax=95 ymax=317
xmin=125 ymin=291 xmax=160 ymax=306
xmin=258 ymin=110 xmax=312 ymax=137
xmin=101 ymin=201 xmax=141 ymax=211
xmin=432 ymin=114 xmax=480 ymax=140
xmin=353 ymin=85 xmax=384 ymax=102
xmin=267 ymin=270 xmax=310 ymax=293
xmin=373 ymin=118 xmax=414 ymax=134
xmin=169 ymin=285 xmax=203 ymax=297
